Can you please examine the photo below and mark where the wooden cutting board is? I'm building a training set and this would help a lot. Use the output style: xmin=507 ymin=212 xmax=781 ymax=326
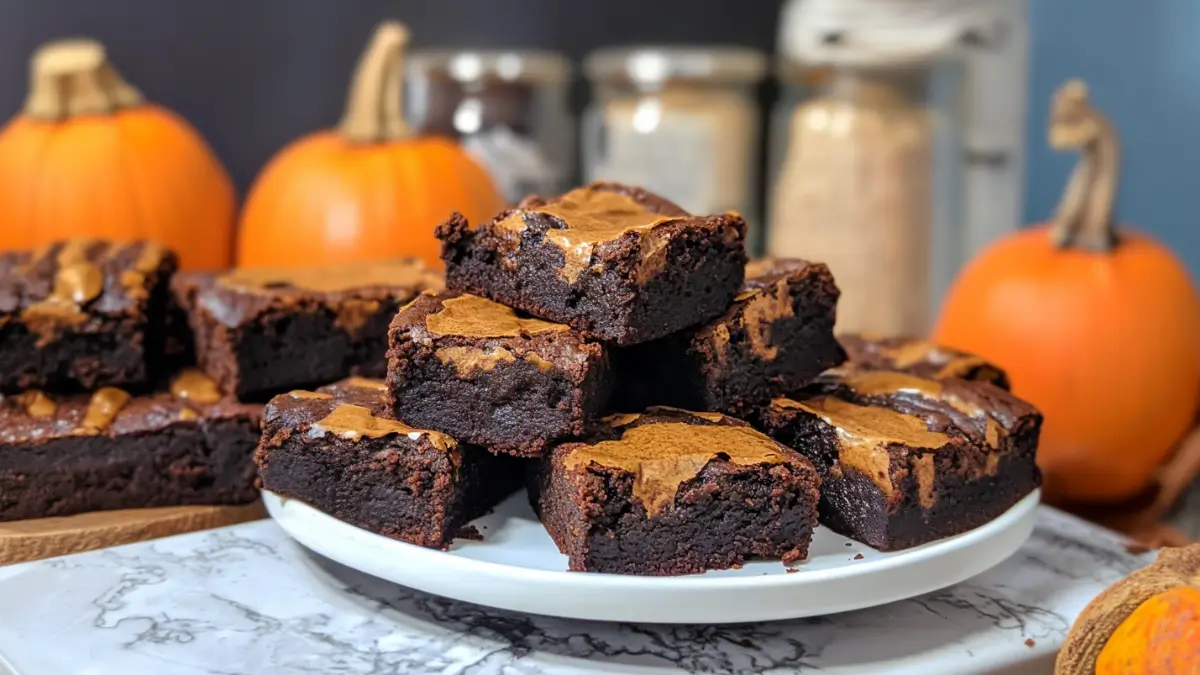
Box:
xmin=0 ymin=502 xmax=266 ymax=566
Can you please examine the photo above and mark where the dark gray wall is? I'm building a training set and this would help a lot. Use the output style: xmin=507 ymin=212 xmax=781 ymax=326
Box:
xmin=0 ymin=0 xmax=784 ymax=192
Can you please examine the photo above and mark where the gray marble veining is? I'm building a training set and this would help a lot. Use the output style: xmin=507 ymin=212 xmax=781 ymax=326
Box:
xmin=0 ymin=508 xmax=1150 ymax=675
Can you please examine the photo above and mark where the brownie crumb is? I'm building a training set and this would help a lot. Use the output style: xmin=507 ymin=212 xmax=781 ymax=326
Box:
xmin=785 ymin=567 xmax=799 ymax=574
xmin=853 ymin=553 xmax=865 ymax=560
xmin=1024 ymin=638 xmax=1035 ymax=648
xmin=845 ymin=542 xmax=852 ymax=547
xmin=456 ymin=525 xmax=484 ymax=541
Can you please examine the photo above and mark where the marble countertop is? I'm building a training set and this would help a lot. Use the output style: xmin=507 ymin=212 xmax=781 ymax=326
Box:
xmin=0 ymin=507 xmax=1150 ymax=675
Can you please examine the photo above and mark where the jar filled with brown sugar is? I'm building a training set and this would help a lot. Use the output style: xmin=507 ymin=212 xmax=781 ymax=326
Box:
xmin=583 ymin=47 xmax=767 ymax=252
xmin=406 ymin=50 xmax=572 ymax=204
xmin=767 ymin=65 xmax=960 ymax=336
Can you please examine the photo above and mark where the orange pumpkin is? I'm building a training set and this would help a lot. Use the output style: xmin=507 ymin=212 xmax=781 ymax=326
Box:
xmin=237 ymin=21 xmax=503 ymax=269
xmin=934 ymin=80 xmax=1200 ymax=505
xmin=1096 ymin=586 xmax=1200 ymax=674
xmin=1058 ymin=544 xmax=1200 ymax=675
xmin=0 ymin=39 xmax=236 ymax=270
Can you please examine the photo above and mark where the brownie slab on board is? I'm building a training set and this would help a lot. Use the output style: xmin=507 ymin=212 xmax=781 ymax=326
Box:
xmin=531 ymin=407 xmax=820 ymax=575
xmin=754 ymin=370 xmax=1041 ymax=551
xmin=255 ymin=378 xmax=522 ymax=549
xmin=173 ymin=261 xmax=441 ymax=400
xmin=838 ymin=334 xmax=1010 ymax=390
xmin=616 ymin=258 xmax=846 ymax=414
xmin=387 ymin=291 xmax=614 ymax=457
xmin=0 ymin=239 xmax=178 ymax=392
xmin=0 ymin=369 xmax=261 ymax=522
xmin=437 ymin=182 xmax=747 ymax=346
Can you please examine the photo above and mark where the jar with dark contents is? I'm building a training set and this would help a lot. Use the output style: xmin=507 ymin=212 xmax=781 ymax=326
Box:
xmin=406 ymin=50 xmax=572 ymax=204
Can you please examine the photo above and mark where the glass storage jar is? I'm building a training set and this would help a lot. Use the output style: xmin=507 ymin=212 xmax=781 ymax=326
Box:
xmin=767 ymin=64 xmax=963 ymax=336
xmin=406 ymin=50 xmax=572 ymax=204
xmin=583 ymin=47 xmax=767 ymax=252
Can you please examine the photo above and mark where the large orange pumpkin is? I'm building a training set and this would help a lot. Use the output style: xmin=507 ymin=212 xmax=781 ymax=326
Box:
xmin=935 ymin=80 xmax=1200 ymax=504
xmin=0 ymin=39 xmax=236 ymax=270
xmin=237 ymin=21 xmax=503 ymax=269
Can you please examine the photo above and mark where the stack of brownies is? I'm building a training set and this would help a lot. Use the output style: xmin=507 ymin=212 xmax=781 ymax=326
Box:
xmin=255 ymin=182 xmax=1044 ymax=576
xmin=0 ymin=240 xmax=263 ymax=521
xmin=0 ymin=240 xmax=442 ymax=525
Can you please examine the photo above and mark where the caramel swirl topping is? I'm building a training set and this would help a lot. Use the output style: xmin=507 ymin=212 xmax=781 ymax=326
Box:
xmin=170 ymin=368 xmax=223 ymax=405
xmin=74 ymin=387 xmax=132 ymax=435
xmin=564 ymin=422 xmax=788 ymax=516
xmin=312 ymin=403 xmax=455 ymax=451
xmin=497 ymin=187 xmax=679 ymax=283
xmin=15 ymin=390 xmax=56 ymax=418
xmin=425 ymin=294 xmax=569 ymax=338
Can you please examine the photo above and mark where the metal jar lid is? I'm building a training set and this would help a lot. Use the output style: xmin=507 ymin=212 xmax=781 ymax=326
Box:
xmin=585 ymin=46 xmax=768 ymax=86
xmin=407 ymin=49 xmax=572 ymax=85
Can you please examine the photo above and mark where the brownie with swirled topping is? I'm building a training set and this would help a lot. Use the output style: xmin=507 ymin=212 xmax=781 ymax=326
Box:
xmin=173 ymin=261 xmax=441 ymax=400
xmin=386 ymin=291 xmax=614 ymax=457
xmin=615 ymin=258 xmax=845 ymax=414
xmin=436 ymin=182 xmax=747 ymax=346
xmin=255 ymin=378 xmax=522 ymax=549
xmin=0 ymin=369 xmax=260 ymax=522
xmin=0 ymin=239 xmax=178 ymax=392
xmin=753 ymin=370 xmax=1041 ymax=551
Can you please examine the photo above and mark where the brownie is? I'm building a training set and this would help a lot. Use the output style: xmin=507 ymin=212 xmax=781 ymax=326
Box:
xmin=0 ymin=369 xmax=261 ymax=522
xmin=0 ymin=239 xmax=178 ymax=392
xmin=616 ymin=258 xmax=845 ymax=414
xmin=838 ymin=334 xmax=1010 ymax=390
xmin=387 ymin=291 xmax=613 ymax=457
xmin=754 ymin=370 xmax=1041 ymax=551
xmin=531 ymin=407 xmax=820 ymax=575
xmin=255 ymin=378 xmax=522 ymax=549
xmin=173 ymin=261 xmax=441 ymax=400
xmin=437 ymin=182 xmax=748 ymax=345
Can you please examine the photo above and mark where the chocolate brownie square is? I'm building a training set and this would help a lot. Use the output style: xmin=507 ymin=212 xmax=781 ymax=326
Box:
xmin=616 ymin=258 xmax=845 ymax=414
xmin=0 ymin=369 xmax=260 ymax=522
xmin=0 ymin=239 xmax=178 ymax=392
xmin=255 ymin=378 xmax=522 ymax=549
xmin=754 ymin=370 xmax=1041 ymax=551
xmin=437 ymin=182 xmax=747 ymax=345
xmin=838 ymin=334 xmax=1010 ymax=389
xmin=173 ymin=261 xmax=441 ymax=400
xmin=386 ymin=291 xmax=613 ymax=457
xmin=531 ymin=407 xmax=820 ymax=575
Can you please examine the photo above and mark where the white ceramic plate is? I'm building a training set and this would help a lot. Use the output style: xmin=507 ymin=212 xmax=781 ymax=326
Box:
xmin=265 ymin=488 xmax=1039 ymax=624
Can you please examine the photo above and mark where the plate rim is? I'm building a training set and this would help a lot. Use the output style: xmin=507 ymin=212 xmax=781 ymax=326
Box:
xmin=264 ymin=488 xmax=1040 ymax=592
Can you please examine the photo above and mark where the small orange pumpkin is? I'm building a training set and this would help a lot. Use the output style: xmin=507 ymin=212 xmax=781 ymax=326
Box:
xmin=0 ymin=39 xmax=236 ymax=270
xmin=1057 ymin=544 xmax=1200 ymax=674
xmin=237 ymin=21 xmax=504 ymax=269
xmin=934 ymin=80 xmax=1200 ymax=504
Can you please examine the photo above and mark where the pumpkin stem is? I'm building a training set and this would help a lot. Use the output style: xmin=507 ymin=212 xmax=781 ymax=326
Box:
xmin=1048 ymin=79 xmax=1120 ymax=253
xmin=338 ymin=21 xmax=412 ymax=144
xmin=23 ymin=39 xmax=144 ymax=120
